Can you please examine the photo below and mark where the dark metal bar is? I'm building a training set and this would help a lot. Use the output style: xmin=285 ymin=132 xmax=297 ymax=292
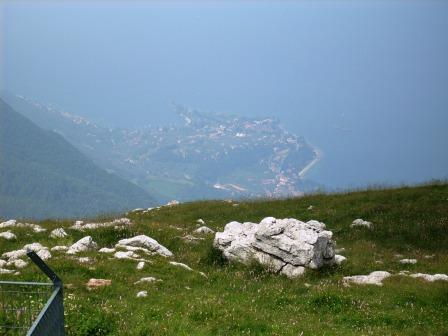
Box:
xmin=25 ymin=251 xmax=62 ymax=286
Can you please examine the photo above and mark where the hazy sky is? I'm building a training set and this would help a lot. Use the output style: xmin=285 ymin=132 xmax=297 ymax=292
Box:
xmin=1 ymin=1 xmax=447 ymax=188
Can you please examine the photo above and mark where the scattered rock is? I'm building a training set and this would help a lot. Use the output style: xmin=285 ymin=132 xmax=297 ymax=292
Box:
xmin=424 ymin=254 xmax=435 ymax=259
xmin=280 ymin=264 xmax=306 ymax=278
xmin=0 ymin=220 xmax=46 ymax=233
xmin=197 ymin=219 xmax=205 ymax=225
xmin=23 ymin=243 xmax=51 ymax=260
xmin=180 ymin=235 xmax=204 ymax=243
xmin=78 ymin=257 xmax=91 ymax=264
xmin=134 ymin=277 xmax=162 ymax=285
xmin=343 ymin=271 xmax=391 ymax=286
xmin=399 ymin=259 xmax=417 ymax=265
xmin=409 ymin=273 xmax=448 ymax=282
xmin=194 ymin=226 xmax=214 ymax=234
xmin=116 ymin=235 xmax=173 ymax=257
xmin=136 ymin=290 xmax=148 ymax=298
xmin=66 ymin=236 xmax=98 ymax=254
xmin=99 ymin=247 xmax=116 ymax=253
xmin=334 ymin=255 xmax=347 ymax=265
xmin=71 ymin=218 xmax=131 ymax=231
xmin=114 ymin=251 xmax=141 ymax=260
xmin=2 ymin=249 xmax=27 ymax=261
xmin=0 ymin=268 xmax=14 ymax=274
xmin=50 ymin=228 xmax=68 ymax=239
xmin=0 ymin=231 xmax=16 ymax=240
xmin=0 ymin=260 xmax=6 ymax=268
xmin=86 ymin=278 xmax=111 ymax=288
xmin=335 ymin=247 xmax=345 ymax=254
xmin=136 ymin=261 xmax=145 ymax=270
xmin=169 ymin=261 xmax=193 ymax=271
xmin=307 ymin=205 xmax=314 ymax=210
xmin=6 ymin=259 xmax=28 ymax=269
xmin=351 ymin=219 xmax=373 ymax=229
xmin=214 ymin=217 xmax=337 ymax=276
xmin=51 ymin=246 xmax=68 ymax=252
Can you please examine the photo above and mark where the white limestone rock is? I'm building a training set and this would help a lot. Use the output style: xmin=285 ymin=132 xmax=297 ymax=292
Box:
xmin=116 ymin=235 xmax=173 ymax=257
xmin=343 ymin=271 xmax=391 ymax=286
xmin=169 ymin=261 xmax=193 ymax=271
xmin=180 ymin=235 xmax=204 ymax=243
xmin=136 ymin=290 xmax=148 ymax=298
xmin=214 ymin=217 xmax=337 ymax=276
xmin=399 ymin=259 xmax=417 ymax=264
xmin=194 ymin=226 xmax=215 ymax=234
xmin=51 ymin=246 xmax=68 ymax=252
xmin=71 ymin=218 xmax=131 ymax=231
xmin=7 ymin=259 xmax=28 ymax=269
xmin=351 ymin=219 xmax=373 ymax=229
xmin=0 ymin=268 xmax=14 ymax=274
xmin=0 ymin=220 xmax=46 ymax=232
xmin=197 ymin=219 xmax=206 ymax=225
xmin=134 ymin=277 xmax=161 ymax=284
xmin=66 ymin=236 xmax=98 ymax=254
xmin=280 ymin=264 xmax=306 ymax=278
xmin=23 ymin=243 xmax=52 ymax=260
xmin=99 ymin=247 xmax=116 ymax=253
xmin=0 ymin=231 xmax=16 ymax=240
xmin=334 ymin=255 xmax=347 ymax=265
xmin=136 ymin=261 xmax=145 ymax=270
xmin=114 ymin=251 xmax=141 ymax=260
xmin=2 ymin=249 xmax=27 ymax=261
xmin=50 ymin=228 xmax=68 ymax=239
xmin=409 ymin=273 xmax=448 ymax=282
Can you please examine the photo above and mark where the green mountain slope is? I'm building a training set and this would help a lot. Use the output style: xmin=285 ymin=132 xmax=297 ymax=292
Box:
xmin=0 ymin=99 xmax=156 ymax=219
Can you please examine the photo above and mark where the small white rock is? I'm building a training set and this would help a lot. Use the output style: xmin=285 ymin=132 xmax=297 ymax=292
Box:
xmin=0 ymin=231 xmax=16 ymax=240
xmin=134 ymin=277 xmax=161 ymax=284
xmin=136 ymin=261 xmax=145 ymax=270
xmin=51 ymin=246 xmax=68 ymax=252
xmin=399 ymin=259 xmax=417 ymax=265
xmin=50 ymin=228 xmax=68 ymax=239
xmin=343 ymin=271 xmax=391 ymax=286
xmin=99 ymin=247 xmax=116 ymax=253
xmin=194 ymin=226 xmax=214 ymax=234
xmin=114 ymin=251 xmax=140 ymax=260
xmin=197 ymin=219 xmax=205 ymax=225
xmin=351 ymin=219 xmax=373 ymax=229
xmin=7 ymin=259 xmax=28 ymax=269
xmin=136 ymin=290 xmax=148 ymax=298
xmin=169 ymin=261 xmax=193 ymax=271
xmin=334 ymin=255 xmax=347 ymax=265
xmin=66 ymin=236 xmax=98 ymax=254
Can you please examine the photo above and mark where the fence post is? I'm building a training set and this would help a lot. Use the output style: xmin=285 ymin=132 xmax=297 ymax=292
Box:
xmin=26 ymin=250 xmax=65 ymax=336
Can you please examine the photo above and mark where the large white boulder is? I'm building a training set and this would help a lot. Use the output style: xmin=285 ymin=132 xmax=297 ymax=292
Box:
xmin=66 ymin=236 xmax=98 ymax=254
xmin=116 ymin=235 xmax=173 ymax=257
xmin=214 ymin=217 xmax=338 ymax=277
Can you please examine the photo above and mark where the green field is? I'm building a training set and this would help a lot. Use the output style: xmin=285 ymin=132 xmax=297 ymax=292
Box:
xmin=1 ymin=183 xmax=448 ymax=335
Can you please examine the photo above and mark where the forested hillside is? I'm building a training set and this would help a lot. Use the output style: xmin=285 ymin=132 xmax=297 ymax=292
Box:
xmin=0 ymin=99 xmax=156 ymax=219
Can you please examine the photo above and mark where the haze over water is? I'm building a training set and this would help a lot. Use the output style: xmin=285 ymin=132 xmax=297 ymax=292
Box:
xmin=2 ymin=1 xmax=447 ymax=190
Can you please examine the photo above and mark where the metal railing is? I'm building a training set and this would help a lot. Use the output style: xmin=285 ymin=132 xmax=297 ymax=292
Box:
xmin=0 ymin=251 xmax=65 ymax=335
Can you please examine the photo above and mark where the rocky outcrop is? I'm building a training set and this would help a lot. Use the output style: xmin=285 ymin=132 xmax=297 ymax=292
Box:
xmin=214 ymin=217 xmax=341 ymax=278
xmin=86 ymin=278 xmax=111 ymax=288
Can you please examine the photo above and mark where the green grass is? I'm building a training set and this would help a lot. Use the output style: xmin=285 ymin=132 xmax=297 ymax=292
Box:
xmin=1 ymin=183 xmax=448 ymax=335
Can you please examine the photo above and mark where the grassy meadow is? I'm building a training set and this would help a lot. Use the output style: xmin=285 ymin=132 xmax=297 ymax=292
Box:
xmin=1 ymin=183 xmax=448 ymax=335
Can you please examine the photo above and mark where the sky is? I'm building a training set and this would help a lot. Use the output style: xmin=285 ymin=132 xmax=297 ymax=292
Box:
xmin=1 ymin=0 xmax=447 ymax=189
